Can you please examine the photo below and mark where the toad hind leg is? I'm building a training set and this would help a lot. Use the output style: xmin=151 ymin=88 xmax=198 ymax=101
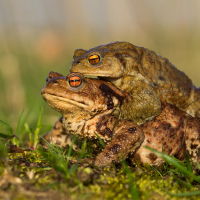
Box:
xmin=185 ymin=117 xmax=200 ymax=163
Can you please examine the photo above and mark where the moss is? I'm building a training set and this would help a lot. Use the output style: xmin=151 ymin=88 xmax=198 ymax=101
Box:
xmin=86 ymin=167 xmax=200 ymax=200
xmin=1 ymin=146 xmax=200 ymax=200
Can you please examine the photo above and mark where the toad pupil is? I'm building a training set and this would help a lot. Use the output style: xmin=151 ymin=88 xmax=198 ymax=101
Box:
xmin=69 ymin=76 xmax=82 ymax=87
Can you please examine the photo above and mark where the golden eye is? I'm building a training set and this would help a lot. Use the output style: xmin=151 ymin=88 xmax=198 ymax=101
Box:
xmin=69 ymin=76 xmax=82 ymax=87
xmin=89 ymin=54 xmax=100 ymax=65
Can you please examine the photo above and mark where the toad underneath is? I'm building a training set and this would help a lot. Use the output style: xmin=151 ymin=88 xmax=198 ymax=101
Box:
xmin=70 ymin=41 xmax=200 ymax=124
xmin=41 ymin=72 xmax=200 ymax=167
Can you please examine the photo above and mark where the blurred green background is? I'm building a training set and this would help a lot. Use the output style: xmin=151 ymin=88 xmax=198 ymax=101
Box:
xmin=0 ymin=0 xmax=200 ymax=138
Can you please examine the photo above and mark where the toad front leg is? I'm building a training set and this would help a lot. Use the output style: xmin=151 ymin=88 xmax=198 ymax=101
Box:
xmin=86 ymin=120 xmax=144 ymax=167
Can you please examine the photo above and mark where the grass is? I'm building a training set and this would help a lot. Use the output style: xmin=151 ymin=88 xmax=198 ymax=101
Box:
xmin=1 ymin=115 xmax=200 ymax=200
xmin=24 ymin=107 xmax=43 ymax=149
xmin=145 ymin=147 xmax=200 ymax=197
xmin=122 ymin=160 xmax=140 ymax=200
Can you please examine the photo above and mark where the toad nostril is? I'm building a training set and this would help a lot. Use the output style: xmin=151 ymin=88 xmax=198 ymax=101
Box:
xmin=75 ymin=61 xmax=81 ymax=65
xmin=53 ymin=80 xmax=58 ymax=84
xmin=46 ymin=75 xmax=53 ymax=82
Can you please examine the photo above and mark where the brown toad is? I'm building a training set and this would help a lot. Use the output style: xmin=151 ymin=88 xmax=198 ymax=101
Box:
xmin=70 ymin=41 xmax=200 ymax=124
xmin=41 ymin=72 xmax=200 ymax=167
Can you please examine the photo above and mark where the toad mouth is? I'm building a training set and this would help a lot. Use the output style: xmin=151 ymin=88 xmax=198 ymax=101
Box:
xmin=42 ymin=93 xmax=89 ymax=108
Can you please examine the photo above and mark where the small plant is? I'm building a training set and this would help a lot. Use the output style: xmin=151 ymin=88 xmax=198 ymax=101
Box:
xmin=24 ymin=107 xmax=43 ymax=149
xmin=146 ymin=146 xmax=200 ymax=197
xmin=0 ymin=110 xmax=25 ymax=146
xmin=38 ymin=137 xmax=87 ymax=181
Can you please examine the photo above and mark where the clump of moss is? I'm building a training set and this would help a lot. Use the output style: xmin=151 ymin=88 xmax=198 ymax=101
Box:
xmin=86 ymin=166 xmax=200 ymax=200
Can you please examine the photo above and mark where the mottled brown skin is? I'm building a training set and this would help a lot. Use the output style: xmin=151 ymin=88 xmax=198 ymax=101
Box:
xmin=70 ymin=41 xmax=200 ymax=124
xmin=136 ymin=103 xmax=200 ymax=166
xmin=42 ymin=72 xmax=200 ymax=167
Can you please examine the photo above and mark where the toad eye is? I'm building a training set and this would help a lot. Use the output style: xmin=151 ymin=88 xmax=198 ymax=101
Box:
xmin=88 ymin=54 xmax=100 ymax=65
xmin=69 ymin=76 xmax=82 ymax=87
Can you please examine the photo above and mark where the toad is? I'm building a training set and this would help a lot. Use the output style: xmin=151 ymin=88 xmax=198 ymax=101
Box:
xmin=41 ymin=72 xmax=200 ymax=167
xmin=70 ymin=41 xmax=200 ymax=124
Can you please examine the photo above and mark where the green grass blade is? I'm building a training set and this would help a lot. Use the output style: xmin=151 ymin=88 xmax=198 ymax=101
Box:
xmin=185 ymin=176 xmax=193 ymax=188
xmin=66 ymin=136 xmax=77 ymax=167
xmin=150 ymin=165 xmax=163 ymax=178
xmin=122 ymin=160 xmax=140 ymax=200
xmin=38 ymin=145 xmax=66 ymax=174
xmin=33 ymin=107 xmax=43 ymax=149
xmin=69 ymin=139 xmax=87 ymax=175
xmin=196 ymin=162 xmax=200 ymax=170
xmin=145 ymin=146 xmax=200 ymax=183
xmin=172 ymin=174 xmax=191 ymax=189
xmin=185 ymin=152 xmax=193 ymax=173
xmin=11 ymin=109 xmax=24 ymax=146
xmin=111 ymin=119 xmax=120 ymax=139
xmin=36 ymin=107 xmax=43 ymax=128
xmin=24 ymin=123 xmax=33 ymax=146
xmin=79 ymin=139 xmax=87 ymax=159
xmin=94 ymin=132 xmax=105 ymax=149
xmin=169 ymin=190 xmax=200 ymax=197
xmin=0 ymin=119 xmax=12 ymax=135
xmin=43 ymin=182 xmax=59 ymax=190
xmin=0 ymin=132 xmax=11 ymax=139
xmin=16 ymin=109 xmax=24 ymax=136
